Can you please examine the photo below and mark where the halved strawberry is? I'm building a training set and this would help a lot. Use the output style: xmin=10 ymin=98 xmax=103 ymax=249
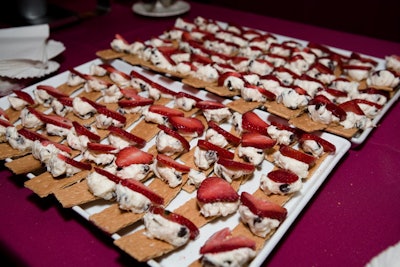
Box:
xmin=270 ymin=120 xmax=300 ymax=136
xmin=72 ymin=121 xmax=101 ymax=142
xmin=118 ymin=96 xmax=154 ymax=108
xmin=120 ymin=179 xmax=164 ymax=205
xmin=40 ymin=113 xmax=73 ymax=129
xmin=338 ymin=100 xmax=365 ymax=116
xmin=94 ymin=166 xmax=123 ymax=184
xmin=245 ymin=84 xmax=276 ymax=100
xmin=309 ymin=95 xmax=347 ymax=121
xmin=57 ymin=153 xmax=92 ymax=170
xmin=199 ymin=227 xmax=256 ymax=254
xmin=108 ymin=125 xmax=146 ymax=148
xmin=216 ymin=158 xmax=255 ymax=172
xmin=352 ymin=99 xmax=383 ymax=109
xmin=241 ymin=132 xmax=276 ymax=149
xmin=96 ymin=106 xmax=127 ymax=124
xmin=36 ymin=85 xmax=68 ymax=99
xmin=324 ymin=88 xmax=348 ymax=98
xmin=299 ymin=133 xmax=336 ymax=153
xmin=149 ymin=104 xmax=184 ymax=118
xmin=115 ymin=146 xmax=153 ymax=167
xmin=130 ymin=69 xmax=153 ymax=85
xmin=156 ymin=45 xmax=179 ymax=66
xmin=158 ymin=124 xmax=190 ymax=152
xmin=12 ymin=90 xmax=35 ymax=105
xmin=149 ymin=80 xmax=178 ymax=97
xmin=149 ymin=205 xmax=199 ymax=240
xmin=362 ymin=87 xmax=390 ymax=99
xmin=207 ymin=120 xmax=241 ymax=146
xmin=310 ymin=62 xmax=334 ymax=74
xmin=267 ymin=169 xmax=300 ymax=184
xmin=156 ymin=153 xmax=190 ymax=173
xmin=87 ymin=142 xmax=117 ymax=153
xmin=279 ymin=145 xmax=316 ymax=166
xmin=114 ymin=33 xmax=129 ymax=45
xmin=169 ymin=116 xmax=205 ymax=136
xmin=242 ymin=111 xmax=269 ymax=135
xmin=191 ymin=53 xmax=213 ymax=65
xmin=41 ymin=140 xmax=72 ymax=154
xmin=240 ymin=191 xmax=287 ymax=221
xmin=197 ymin=139 xmax=235 ymax=159
xmin=18 ymin=128 xmax=48 ymax=142
xmin=98 ymin=63 xmax=131 ymax=81
xmin=195 ymin=100 xmax=226 ymax=110
xmin=197 ymin=176 xmax=239 ymax=203
xmin=175 ymin=91 xmax=202 ymax=103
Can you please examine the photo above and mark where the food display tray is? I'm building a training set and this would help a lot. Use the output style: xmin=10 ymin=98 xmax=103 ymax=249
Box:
xmin=1 ymin=58 xmax=352 ymax=266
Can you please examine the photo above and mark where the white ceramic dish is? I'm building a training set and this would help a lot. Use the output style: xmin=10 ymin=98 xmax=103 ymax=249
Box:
xmin=132 ymin=1 xmax=190 ymax=17
xmin=1 ymin=58 xmax=351 ymax=267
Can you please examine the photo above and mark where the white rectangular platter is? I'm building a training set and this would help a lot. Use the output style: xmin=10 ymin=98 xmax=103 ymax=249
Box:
xmin=1 ymin=58 xmax=351 ymax=267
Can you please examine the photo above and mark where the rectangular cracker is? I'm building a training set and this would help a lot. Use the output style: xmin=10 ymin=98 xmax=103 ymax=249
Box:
xmin=130 ymin=120 xmax=160 ymax=142
xmin=53 ymin=180 xmax=99 ymax=208
xmin=325 ymin=124 xmax=359 ymax=139
xmin=289 ymin=113 xmax=327 ymax=132
xmin=96 ymin=49 xmax=125 ymax=60
xmin=0 ymin=143 xmax=30 ymax=160
xmin=89 ymin=203 xmax=145 ymax=234
xmin=114 ymin=229 xmax=174 ymax=262
xmin=4 ymin=154 xmax=42 ymax=175
xmin=205 ymin=85 xmax=240 ymax=97
xmin=24 ymin=170 xmax=89 ymax=198
xmin=267 ymin=101 xmax=304 ymax=120
xmin=226 ymin=98 xmax=263 ymax=114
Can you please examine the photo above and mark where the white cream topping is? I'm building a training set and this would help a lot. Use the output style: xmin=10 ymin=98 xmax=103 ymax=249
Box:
xmin=202 ymin=107 xmax=232 ymax=123
xmin=267 ymin=125 xmax=294 ymax=145
xmin=115 ymin=183 xmax=151 ymax=213
xmin=20 ymin=108 xmax=43 ymax=129
xmin=95 ymin=114 xmax=124 ymax=129
xmin=194 ymin=146 xmax=218 ymax=170
xmin=156 ymin=130 xmax=185 ymax=156
xmin=367 ymin=69 xmax=399 ymax=88
xmin=199 ymin=200 xmax=239 ymax=217
xmin=201 ymin=247 xmax=256 ymax=267
xmin=174 ymin=96 xmax=197 ymax=111
xmin=46 ymin=153 xmax=80 ymax=177
xmin=205 ymin=128 xmax=228 ymax=148
xmin=152 ymin=160 xmax=183 ymax=188
xmin=51 ymin=98 xmax=72 ymax=117
xmin=260 ymin=172 xmax=303 ymax=195
xmin=301 ymin=139 xmax=324 ymax=157
xmin=308 ymin=104 xmax=340 ymax=124
xmin=340 ymin=112 xmax=374 ymax=130
xmin=46 ymin=123 xmax=71 ymax=137
xmin=66 ymin=130 xmax=90 ymax=151
xmin=276 ymin=87 xmax=310 ymax=109
xmin=117 ymin=164 xmax=151 ymax=181
xmin=6 ymin=127 xmax=33 ymax=151
xmin=86 ymin=171 xmax=117 ymax=200
xmin=273 ymin=151 xmax=309 ymax=178
xmin=82 ymin=150 xmax=115 ymax=165
xmin=72 ymin=97 xmax=96 ymax=119
xmin=8 ymin=96 xmax=29 ymax=111
xmin=238 ymin=145 xmax=264 ymax=166
xmin=213 ymin=162 xmax=252 ymax=183
xmin=239 ymin=205 xmax=281 ymax=237
xmin=143 ymin=212 xmax=190 ymax=247
xmin=102 ymin=84 xmax=123 ymax=103
xmin=187 ymin=169 xmax=207 ymax=188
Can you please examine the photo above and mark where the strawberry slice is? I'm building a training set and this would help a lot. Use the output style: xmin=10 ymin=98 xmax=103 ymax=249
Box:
xmin=118 ymin=98 xmax=154 ymax=108
xmin=267 ymin=169 xmax=300 ymax=184
xmin=207 ymin=120 xmax=241 ymax=146
xmin=216 ymin=158 xmax=255 ymax=172
xmin=114 ymin=33 xmax=129 ymax=45
xmin=279 ymin=145 xmax=316 ymax=166
xmin=41 ymin=140 xmax=72 ymax=154
xmin=80 ymin=96 xmax=105 ymax=110
xmin=12 ymin=90 xmax=35 ymax=105
xmin=18 ymin=128 xmax=48 ymax=142
xmin=241 ymin=132 xmax=276 ymax=149
xmin=324 ymin=88 xmax=348 ymax=98
xmin=72 ymin=121 xmax=101 ymax=142
xmin=199 ymin=227 xmax=256 ymax=254
xmin=57 ymin=153 xmax=92 ymax=170
xmin=115 ymin=146 xmax=153 ymax=167
xmin=270 ymin=120 xmax=300 ymax=136
xmin=40 ymin=113 xmax=73 ymax=129
xmin=36 ymin=85 xmax=68 ymax=99
xmin=197 ymin=139 xmax=235 ymax=159
xmin=169 ymin=116 xmax=205 ymax=136
xmin=338 ymin=100 xmax=365 ymax=116
xmin=217 ymin=71 xmax=243 ymax=86
xmin=245 ymin=83 xmax=276 ymax=100
xmin=57 ymin=96 xmax=74 ymax=107
xmin=130 ymin=69 xmax=153 ymax=86
xmin=108 ymin=125 xmax=146 ymax=148
xmin=87 ymin=142 xmax=117 ymax=153
xmin=156 ymin=153 xmax=190 ymax=173
xmin=96 ymin=106 xmax=127 ymax=124
xmin=299 ymin=133 xmax=336 ymax=153
xmin=158 ymin=124 xmax=190 ymax=152
xmin=121 ymin=179 xmax=164 ymax=205
xmin=156 ymin=45 xmax=180 ymax=66
xmin=197 ymin=176 xmax=239 ymax=203
xmin=0 ymin=118 xmax=12 ymax=127
xmin=175 ymin=91 xmax=202 ymax=103
xmin=240 ymin=192 xmax=287 ymax=221
xmin=149 ymin=205 xmax=199 ymax=240
xmin=352 ymin=99 xmax=383 ymax=109
xmin=242 ymin=111 xmax=269 ymax=135
xmin=195 ymin=100 xmax=226 ymax=110
xmin=149 ymin=104 xmax=184 ymax=118
xmin=309 ymin=95 xmax=347 ymax=121
xmin=120 ymin=87 xmax=139 ymax=99
xmin=98 ymin=63 xmax=131 ymax=81
xmin=149 ymin=80 xmax=178 ymax=97
xmin=362 ymin=87 xmax=390 ymax=99
xmin=94 ymin=166 xmax=123 ymax=184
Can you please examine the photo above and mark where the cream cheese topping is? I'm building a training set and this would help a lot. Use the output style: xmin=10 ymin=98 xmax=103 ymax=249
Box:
xmin=87 ymin=171 xmax=117 ymax=200
xmin=115 ymin=183 xmax=151 ymax=213
xmin=239 ymin=205 xmax=281 ymax=237
xmin=273 ymin=151 xmax=309 ymax=178
xmin=260 ymin=171 xmax=303 ymax=195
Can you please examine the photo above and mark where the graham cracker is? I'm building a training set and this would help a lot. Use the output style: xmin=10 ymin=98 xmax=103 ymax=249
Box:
xmin=289 ymin=113 xmax=327 ymax=132
xmin=24 ymin=170 xmax=89 ymax=198
xmin=4 ymin=154 xmax=42 ymax=175
xmin=325 ymin=124 xmax=359 ymax=139
xmin=53 ymin=180 xmax=99 ymax=208
xmin=96 ymin=49 xmax=125 ymax=60
xmin=89 ymin=203 xmax=145 ymax=234
xmin=0 ymin=143 xmax=30 ymax=160
xmin=182 ymin=77 xmax=216 ymax=89
xmin=130 ymin=120 xmax=160 ymax=142
xmin=226 ymin=98 xmax=262 ymax=114
xmin=267 ymin=101 xmax=304 ymax=120
xmin=205 ymin=85 xmax=240 ymax=97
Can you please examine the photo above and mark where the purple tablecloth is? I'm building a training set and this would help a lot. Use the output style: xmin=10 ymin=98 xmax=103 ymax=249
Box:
xmin=1 ymin=1 xmax=399 ymax=266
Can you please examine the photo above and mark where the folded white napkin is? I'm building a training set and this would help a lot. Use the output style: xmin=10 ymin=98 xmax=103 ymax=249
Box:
xmin=0 ymin=24 xmax=65 ymax=80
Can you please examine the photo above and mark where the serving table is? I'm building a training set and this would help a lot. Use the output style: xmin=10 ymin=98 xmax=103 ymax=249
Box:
xmin=0 ymin=1 xmax=399 ymax=266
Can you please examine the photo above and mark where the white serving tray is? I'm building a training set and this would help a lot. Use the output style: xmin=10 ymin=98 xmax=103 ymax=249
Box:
xmin=2 ymin=59 xmax=351 ymax=266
